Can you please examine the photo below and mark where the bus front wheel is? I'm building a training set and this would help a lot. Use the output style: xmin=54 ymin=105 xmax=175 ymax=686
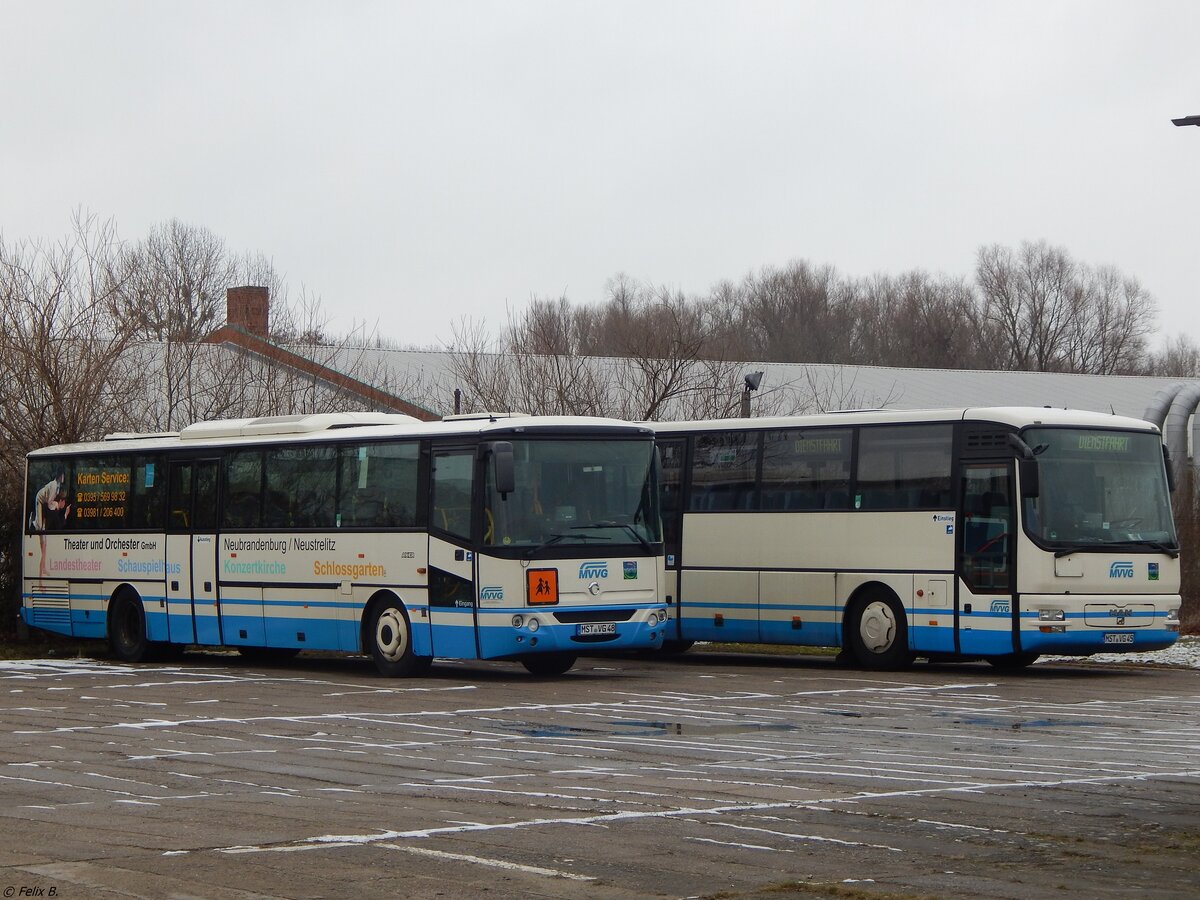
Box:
xmin=521 ymin=652 xmax=577 ymax=676
xmin=368 ymin=599 xmax=427 ymax=677
xmin=109 ymin=593 xmax=149 ymax=663
xmin=847 ymin=591 xmax=913 ymax=670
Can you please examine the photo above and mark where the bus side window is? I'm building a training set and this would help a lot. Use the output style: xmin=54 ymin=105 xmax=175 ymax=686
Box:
xmin=338 ymin=442 xmax=419 ymax=528
xmin=689 ymin=431 xmax=759 ymax=512
xmin=223 ymin=451 xmax=263 ymax=530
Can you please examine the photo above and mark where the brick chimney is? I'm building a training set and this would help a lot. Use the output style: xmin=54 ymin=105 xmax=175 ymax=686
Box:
xmin=226 ymin=286 xmax=269 ymax=338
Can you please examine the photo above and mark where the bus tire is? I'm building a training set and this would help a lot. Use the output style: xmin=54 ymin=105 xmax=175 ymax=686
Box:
xmin=846 ymin=590 xmax=913 ymax=670
xmin=986 ymin=652 xmax=1040 ymax=671
xmin=108 ymin=592 xmax=150 ymax=663
xmin=520 ymin=652 xmax=577 ymax=676
xmin=367 ymin=597 xmax=424 ymax=677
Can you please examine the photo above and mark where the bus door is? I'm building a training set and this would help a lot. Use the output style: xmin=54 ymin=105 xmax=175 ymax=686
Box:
xmin=165 ymin=459 xmax=221 ymax=646
xmin=958 ymin=462 xmax=1016 ymax=656
xmin=427 ymin=446 xmax=479 ymax=658
xmin=657 ymin=438 xmax=687 ymax=640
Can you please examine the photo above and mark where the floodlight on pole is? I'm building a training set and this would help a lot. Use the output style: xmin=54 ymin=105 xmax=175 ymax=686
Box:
xmin=741 ymin=371 xmax=764 ymax=417
xmin=1172 ymin=115 xmax=1200 ymax=127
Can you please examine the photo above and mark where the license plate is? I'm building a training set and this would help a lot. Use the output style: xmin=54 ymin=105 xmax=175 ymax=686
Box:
xmin=1103 ymin=632 xmax=1134 ymax=645
xmin=578 ymin=623 xmax=616 ymax=636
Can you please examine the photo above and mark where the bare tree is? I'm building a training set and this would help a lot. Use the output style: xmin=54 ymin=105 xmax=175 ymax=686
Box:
xmin=449 ymin=303 xmax=610 ymax=416
xmin=592 ymin=280 xmax=743 ymax=420
xmin=1063 ymin=265 xmax=1156 ymax=375
xmin=0 ymin=212 xmax=140 ymax=453
xmin=852 ymin=271 xmax=987 ymax=369
xmin=974 ymin=241 xmax=1156 ymax=375
xmin=975 ymin=241 xmax=1082 ymax=371
xmin=1147 ymin=334 xmax=1200 ymax=378
xmin=736 ymin=261 xmax=857 ymax=364
xmin=113 ymin=219 xmax=237 ymax=342
xmin=0 ymin=212 xmax=141 ymax=638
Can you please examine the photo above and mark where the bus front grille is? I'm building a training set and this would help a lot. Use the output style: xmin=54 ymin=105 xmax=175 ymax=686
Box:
xmin=553 ymin=609 xmax=636 ymax=624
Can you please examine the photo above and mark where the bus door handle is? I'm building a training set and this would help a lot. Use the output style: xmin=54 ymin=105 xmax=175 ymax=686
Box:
xmin=171 ymin=580 xmax=179 ymax=591
xmin=204 ymin=581 xmax=212 ymax=593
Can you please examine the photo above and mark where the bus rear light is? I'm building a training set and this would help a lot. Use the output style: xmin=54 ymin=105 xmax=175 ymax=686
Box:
xmin=1167 ymin=608 xmax=1180 ymax=632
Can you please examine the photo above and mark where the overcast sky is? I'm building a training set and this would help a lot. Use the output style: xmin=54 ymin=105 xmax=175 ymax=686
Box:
xmin=3 ymin=1 xmax=1198 ymax=353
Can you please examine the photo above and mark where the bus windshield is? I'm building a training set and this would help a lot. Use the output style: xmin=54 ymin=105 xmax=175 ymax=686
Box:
xmin=1023 ymin=427 xmax=1177 ymax=549
xmin=484 ymin=439 xmax=661 ymax=549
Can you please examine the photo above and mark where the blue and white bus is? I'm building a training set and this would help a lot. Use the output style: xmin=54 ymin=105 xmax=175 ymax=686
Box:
xmin=652 ymin=407 xmax=1181 ymax=669
xmin=22 ymin=412 xmax=668 ymax=676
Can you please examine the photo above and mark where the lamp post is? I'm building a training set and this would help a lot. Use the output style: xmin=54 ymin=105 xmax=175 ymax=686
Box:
xmin=1172 ymin=115 xmax=1200 ymax=127
xmin=741 ymin=371 xmax=764 ymax=417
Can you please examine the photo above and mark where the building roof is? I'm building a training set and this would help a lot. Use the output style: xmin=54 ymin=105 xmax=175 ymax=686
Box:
xmin=312 ymin=346 xmax=1193 ymax=422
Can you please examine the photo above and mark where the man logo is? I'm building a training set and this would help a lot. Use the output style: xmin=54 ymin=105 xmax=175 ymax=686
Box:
xmin=479 ymin=586 xmax=504 ymax=600
xmin=579 ymin=561 xmax=608 ymax=579
xmin=1109 ymin=561 xmax=1135 ymax=579
xmin=990 ymin=598 xmax=1011 ymax=614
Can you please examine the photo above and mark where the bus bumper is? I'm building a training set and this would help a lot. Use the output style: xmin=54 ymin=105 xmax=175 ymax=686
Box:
xmin=1018 ymin=594 xmax=1181 ymax=656
xmin=477 ymin=605 xmax=670 ymax=658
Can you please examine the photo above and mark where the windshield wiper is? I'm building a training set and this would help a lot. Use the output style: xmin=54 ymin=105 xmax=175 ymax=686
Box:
xmin=1054 ymin=539 xmax=1179 ymax=559
xmin=523 ymin=531 xmax=610 ymax=560
xmin=573 ymin=521 xmax=654 ymax=554
xmin=1098 ymin=539 xmax=1180 ymax=559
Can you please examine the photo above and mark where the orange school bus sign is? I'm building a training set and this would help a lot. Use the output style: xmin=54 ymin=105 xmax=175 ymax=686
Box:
xmin=526 ymin=568 xmax=559 ymax=605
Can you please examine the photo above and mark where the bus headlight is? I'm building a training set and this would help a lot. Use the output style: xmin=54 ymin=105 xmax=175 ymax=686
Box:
xmin=512 ymin=615 xmax=524 ymax=629
xmin=1167 ymin=608 xmax=1180 ymax=632
xmin=647 ymin=611 xmax=660 ymax=627
xmin=527 ymin=617 xmax=540 ymax=632
xmin=1038 ymin=609 xmax=1066 ymax=622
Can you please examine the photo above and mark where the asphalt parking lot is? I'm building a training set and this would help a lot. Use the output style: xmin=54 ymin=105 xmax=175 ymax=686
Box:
xmin=2 ymin=649 xmax=1199 ymax=899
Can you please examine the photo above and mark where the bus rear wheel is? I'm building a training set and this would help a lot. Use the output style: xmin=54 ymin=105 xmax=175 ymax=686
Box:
xmin=521 ymin=652 xmax=577 ymax=676
xmin=847 ymin=591 xmax=913 ymax=670
xmin=109 ymin=593 xmax=149 ymax=663
xmin=368 ymin=599 xmax=427 ymax=677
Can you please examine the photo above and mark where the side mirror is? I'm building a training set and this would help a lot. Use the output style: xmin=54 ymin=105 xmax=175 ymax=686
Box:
xmin=1019 ymin=457 xmax=1040 ymax=499
xmin=492 ymin=441 xmax=515 ymax=495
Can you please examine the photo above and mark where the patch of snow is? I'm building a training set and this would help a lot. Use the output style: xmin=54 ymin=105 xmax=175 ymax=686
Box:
xmin=1041 ymin=635 xmax=1200 ymax=668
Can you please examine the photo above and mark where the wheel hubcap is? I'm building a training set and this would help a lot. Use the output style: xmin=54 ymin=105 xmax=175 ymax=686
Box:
xmin=859 ymin=601 xmax=896 ymax=653
xmin=375 ymin=608 xmax=408 ymax=662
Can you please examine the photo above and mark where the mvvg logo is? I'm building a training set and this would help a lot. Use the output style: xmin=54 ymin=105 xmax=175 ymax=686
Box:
xmin=479 ymin=586 xmax=504 ymax=600
xmin=990 ymin=598 xmax=1011 ymax=614
xmin=579 ymin=561 xmax=608 ymax=579
xmin=1109 ymin=561 xmax=1135 ymax=579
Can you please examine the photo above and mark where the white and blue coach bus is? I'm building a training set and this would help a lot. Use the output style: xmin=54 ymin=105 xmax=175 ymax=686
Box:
xmin=22 ymin=412 xmax=668 ymax=676
xmin=652 ymin=407 xmax=1182 ymax=669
